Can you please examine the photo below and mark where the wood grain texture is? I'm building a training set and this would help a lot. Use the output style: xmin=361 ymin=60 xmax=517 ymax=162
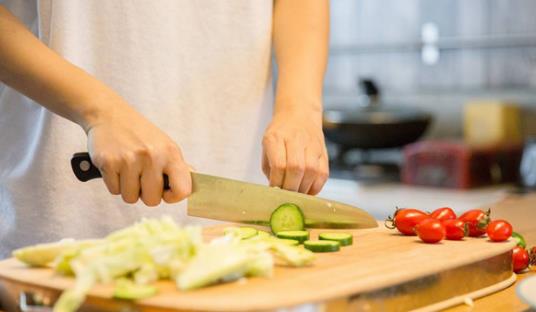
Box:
xmin=0 ymin=223 xmax=515 ymax=311
xmin=445 ymin=193 xmax=536 ymax=312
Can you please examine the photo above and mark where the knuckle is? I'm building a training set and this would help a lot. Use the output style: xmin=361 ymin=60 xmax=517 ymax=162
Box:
xmin=272 ymin=161 xmax=286 ymax=172
xmin=262 ymin=133 xmax=277 ymax=145
xmin=287 ymin=162 xmax=305 ymax=173
xmin=121 ymin=152 xmax=137 ymax=167
xmin=304 ymin=163 xmax=317 ymax=174
xmin=91 ymin=152 xmax=106 ymax=166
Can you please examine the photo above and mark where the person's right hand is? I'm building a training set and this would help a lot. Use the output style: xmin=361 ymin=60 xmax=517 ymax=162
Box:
xmin=86 ymin=96 xmax=191 ymax=206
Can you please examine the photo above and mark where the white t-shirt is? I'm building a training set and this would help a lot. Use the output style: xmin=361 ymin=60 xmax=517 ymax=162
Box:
xmin=0 ymin=0 xmax=274 ymax=258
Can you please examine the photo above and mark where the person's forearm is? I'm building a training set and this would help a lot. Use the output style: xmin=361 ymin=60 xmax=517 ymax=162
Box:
xmin=272 ymin=0 xmax=329 ymax=118
xmin=0 ymin=5 xmax=121 ymax=132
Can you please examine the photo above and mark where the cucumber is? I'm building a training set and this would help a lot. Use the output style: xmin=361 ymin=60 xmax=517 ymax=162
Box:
xmin=223 ymin=227 xmax=258 ymax=239
xmin=512 ymin=232 xmax=526 ymax=248
xmin=277 ymin=238 xmax=300 ymax=246
xmin=276 ymin=231 xmax=310 ymax=243
xmin=319 ymin=233 xmax=353 ymax=246
xmin=270 ymin=203 xmax=305 ymax=234
xmin=304 ymin=240 xmax=340 ymax=253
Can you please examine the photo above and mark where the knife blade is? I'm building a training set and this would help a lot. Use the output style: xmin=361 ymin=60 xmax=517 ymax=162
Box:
xmin=71 ymin=152 xmax=378 ymax=229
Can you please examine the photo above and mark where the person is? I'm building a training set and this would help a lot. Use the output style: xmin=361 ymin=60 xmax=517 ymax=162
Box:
xmin=0 ymin=1 xmax=329 ymax=258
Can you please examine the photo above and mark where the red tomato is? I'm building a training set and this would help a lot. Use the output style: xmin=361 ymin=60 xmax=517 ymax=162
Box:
xmin=486 ymin=219 xmax=513 ymax=242
xmin=512 ymin=246 xmax=530 ymax=273
xmin=442 ymin=219 xmax=466 ymax=240
xmin=459 ymin=209 xmax=491 ymax=237
xmin=415 ymin=218 xmax=446 ymax=243
xmin=430 ymin=207 xmax=456 ymax=222
xmin=385 ymin=208 xmax=428 ymax=236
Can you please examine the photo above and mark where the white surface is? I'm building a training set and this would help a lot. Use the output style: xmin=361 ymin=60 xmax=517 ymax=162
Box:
xmin=516 ymin=275 xmax=536 ymax=308
xmin=319 ymin=178 xmax=509 ymax=219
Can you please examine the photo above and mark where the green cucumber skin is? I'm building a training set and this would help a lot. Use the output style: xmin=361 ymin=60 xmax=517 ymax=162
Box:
xmin=304 ymin=240 xmax=340 ymax=253
xmin=276 ymin=231 xmax=310 ymax=243
xmin=270 ymin=203 xmax=305 ymax=234
xmin=318 ymin=233 xmax=353 ymax=246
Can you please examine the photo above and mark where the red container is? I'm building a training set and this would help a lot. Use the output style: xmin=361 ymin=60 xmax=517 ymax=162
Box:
xmin=402 ymin=141 xmax=523 ymax=189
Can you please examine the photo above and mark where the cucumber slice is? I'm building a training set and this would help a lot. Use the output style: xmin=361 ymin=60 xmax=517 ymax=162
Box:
xmin=277 ymin=238 xmax=300 ymax=246
xmin=276 ymin=231 xmax=309 ymax=243
xmin=223 ymin=227 xmax=258 ymax=239
xmin=270 ymin=203 xmax=305 ymax=234
xmin=319 ymin=233 xmax=353 ymax=246
xmin=304 ymin=240 xmax=340 ymax=253
xmin=512 ymin=232 xmax=526 ymax=248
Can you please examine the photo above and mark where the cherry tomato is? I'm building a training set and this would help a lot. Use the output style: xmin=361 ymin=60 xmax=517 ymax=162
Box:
xmin=385 ymin=208 xmax=428 ymax=236
xmin=512 ymin=246 xmax=529 ymax=273
xmin=459 ymin=209 xmax=491 ymax=237
xmin=415 ymin=218 xmax=446 ymax=243
xmin=486 ymin=219 xmax=513 ymax=242
xmin=430 ymin=207 xmax=456 ymax=222
xmin=442 ymin=219 xmax=466 ymax=240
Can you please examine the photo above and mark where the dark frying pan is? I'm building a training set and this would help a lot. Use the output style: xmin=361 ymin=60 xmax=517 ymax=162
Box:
xmin=323 ymin=79 xmax=432 ymax=151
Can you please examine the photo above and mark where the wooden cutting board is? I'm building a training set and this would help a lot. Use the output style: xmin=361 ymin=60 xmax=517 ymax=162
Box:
xmin=0 ymin=223 xmax=516 ymax=312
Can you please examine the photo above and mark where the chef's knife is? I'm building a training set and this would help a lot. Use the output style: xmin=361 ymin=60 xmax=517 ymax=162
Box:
xmin=71 ymin=152 xmax=378 ymax=229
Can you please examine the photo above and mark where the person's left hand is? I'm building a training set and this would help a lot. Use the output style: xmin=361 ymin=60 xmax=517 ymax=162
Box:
xmin=262 ymin=106 xmax=329 ymax=195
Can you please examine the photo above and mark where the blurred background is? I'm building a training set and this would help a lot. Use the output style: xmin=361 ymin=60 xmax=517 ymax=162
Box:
xmin=319 ymin=0 xmax=536 ymax=217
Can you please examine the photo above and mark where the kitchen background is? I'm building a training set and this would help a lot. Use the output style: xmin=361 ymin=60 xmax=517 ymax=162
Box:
xmin=319 ymin=0 xmax=536 ymax=218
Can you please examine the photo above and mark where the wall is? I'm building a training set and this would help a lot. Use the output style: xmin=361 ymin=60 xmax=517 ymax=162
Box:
xmin=325 ymin=0 xmax=536 ymax=138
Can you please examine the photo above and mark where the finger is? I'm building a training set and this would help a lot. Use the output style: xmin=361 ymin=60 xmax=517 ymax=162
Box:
xmin=101 ymin=170 xmax=120 ymax=195
xmin=262 ymin=135 xmax=286 ymax=187
xmin=262 ymin=152 xmax=270 ymax=178
xmin=163 ymin=163 xmax=192 ymax=203
xmin=298 ymin=150 xmax=319 ymax=194
xmin=308 ymin=155 xmax=329 ymax=195
xmin=282 ymin=140 xmax=305 ymax=192
xmin=119 ymin=157 xmax=142 ymax=204
xmin=91 ymin=153 xmax=120 ymax=195
xmin=140 ymin=164 xmax=163 ymax=207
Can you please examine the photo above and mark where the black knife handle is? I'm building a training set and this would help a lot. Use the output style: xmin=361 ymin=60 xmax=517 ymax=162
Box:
xmin=71 ymin=152 xmax=170 ymax=189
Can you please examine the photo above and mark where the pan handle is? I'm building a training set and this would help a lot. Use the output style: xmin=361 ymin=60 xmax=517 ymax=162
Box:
xmin=71 ymin=152 xmax=170 ymax=189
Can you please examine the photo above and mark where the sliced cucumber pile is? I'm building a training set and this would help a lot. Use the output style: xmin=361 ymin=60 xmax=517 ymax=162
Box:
xmin=319 ymin=233 xmax=353 ymax=246
xmin=270 ymin=203 xmax=305 ymax=234
xmin=223 ymin=227 xmax=258 ymax=239
xmin=304 ymin=240 xmax=340 ymax=253
xmin=276 ymin=231 xmax=310 ymax=243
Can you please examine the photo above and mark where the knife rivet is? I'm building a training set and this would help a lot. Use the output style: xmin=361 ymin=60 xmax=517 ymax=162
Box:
xmin=80 ymin=160 xmax=91 ymax=172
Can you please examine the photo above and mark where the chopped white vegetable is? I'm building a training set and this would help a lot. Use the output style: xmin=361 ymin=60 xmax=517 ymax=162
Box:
xmin=13 ymin=216 xmax=315 ymax=312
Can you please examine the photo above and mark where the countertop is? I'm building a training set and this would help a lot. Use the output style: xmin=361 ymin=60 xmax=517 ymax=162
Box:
xmin=319 ymin=178 xmax=511 ymax=220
